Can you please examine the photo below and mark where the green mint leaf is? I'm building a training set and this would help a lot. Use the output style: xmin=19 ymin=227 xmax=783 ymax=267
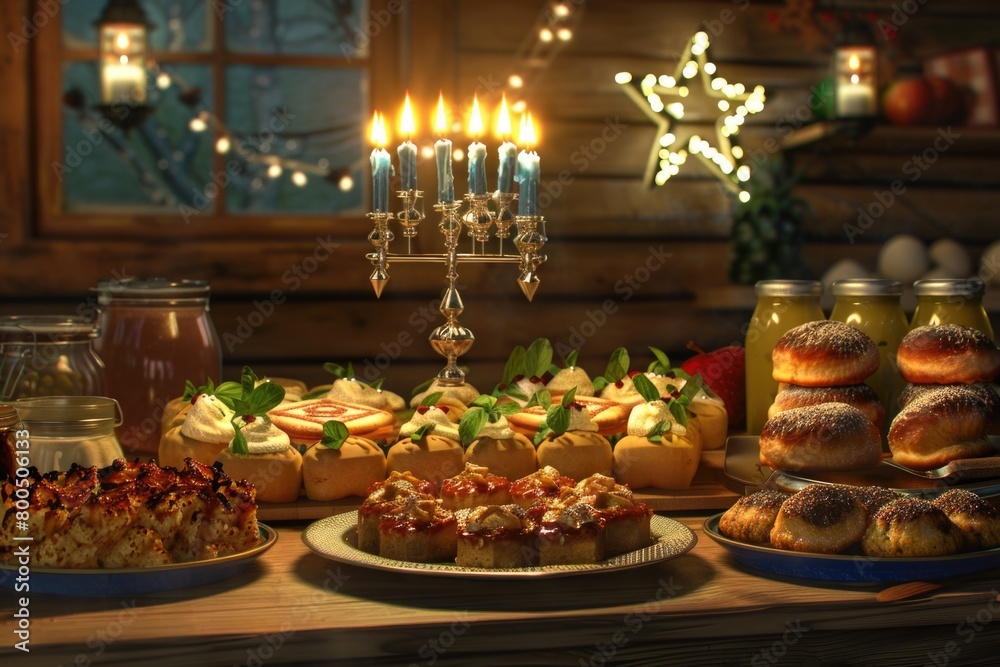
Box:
xmin=603 ymin=347 xmax=630 ymax=382
xmin=346 ymin=361 xmax=356 ymax=379
xmin=240 ymin=366 xmax=258 ymax=397
xmin=560 ymin=386 xmax=577 ymax=408
xmin=679 ymin=373 xmax=704 ymax=403
xmin=321 ymin=420 xmax=350 ymax=450
xmin=504 ymin=385 xmax=529 ymax=401
xmin=534 ymin=422 xmax=554 ymax=446
xmin=410 ymin=422 xmax=436 ymax=443
xmin=323 ymin=362 xmax=346 ymax=379
xmin=249 ymin=382 xmax=286 ymax=415
xmin=459 ymin=407 xmax=489 ymax=446
xmin=371 ymin=377 xmax=385 ymax=390
xmin=182 ymin=380 xmax=198 ymax=402
xmin=593 ymin=376 xmax=609 ymax=392
xmin=524 ymin=338 xmax=553 ymax=379
xmin=230 ymin=398 xmax=252 ymax=417
xmin=230 ymin=420 xmax=249 ymax=457
xmin=420 ymin=391 xmax=444 ymax=408
xmin=501 ymin=345 xmax=526 ymax=385
xmin=301 ymin=386 xmax=329 ymax=401
xmin=496 ymin=402 xmax=522 ymax=417
xmin=471 ymin=394 xmax=497 ymax=410
xmin=648 ymin=346 xmax=672 ymax=374
xmin=645 ymin=419 xmax=670 ymax=443
xmin=565 ymin=349 xmax=579 ymax=368
xmin=214 ymin=381 xmax=243 ymax=405
xmin=672 ymin=368 xmax=692 ymax=381
xmin=669 ymin=400 xmax=689 ymax=428
xmin=632 ymin=373 xmax=660 ymax=403
xmin=410 ymin=377 xmax=434 ymax=397
xmin=546 ymin=402 xmax=570 ymax=437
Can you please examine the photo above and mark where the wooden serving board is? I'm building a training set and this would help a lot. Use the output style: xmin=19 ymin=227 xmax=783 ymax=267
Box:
xmin=256 ymin=450 xmax=739 ymax=521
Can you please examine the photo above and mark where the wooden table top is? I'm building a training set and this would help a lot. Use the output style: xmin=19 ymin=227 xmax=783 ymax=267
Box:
xmin=3 ymin=514 xmax=1000 ymax=667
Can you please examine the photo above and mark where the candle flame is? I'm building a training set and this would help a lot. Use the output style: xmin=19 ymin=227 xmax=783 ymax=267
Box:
xmin=434 ymin=92 xmax=448 ymax=136
xmin=400 ymin=91 xmax=415 ymax=138
xmin=848 ymin=53 xmax=860 ymax=71
xmin=468 ymin=95 xmax=484 ymax=138
xmin=115 ymin=32 xmax=131 ymax=50
xmin=496 ymin=94 xmax=512 ymax=139
xmin=518 ymin=112 xmax=537 ymax=147
xmin=370 ymin=111 xmax=387 ymax=148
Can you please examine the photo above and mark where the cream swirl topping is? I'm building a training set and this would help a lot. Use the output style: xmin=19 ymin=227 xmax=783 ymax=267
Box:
xmin=325 ymin=378 xmax=387 ymax=409
xmin=546 ymin=367 xmax=595 ymax=396
xmin=234 ymin=416 xmax=291 ymax=454
xmin=399 ymin=406 xmax=461 ymax=441
xmin=627 ymin=399 xmax=687 ymax=437
xmin=476 ymin=414 xmax=516 ymax=440
xmin=566 ymin=406 xmax=599 ymax=432
xmin=180 ymin=395 xmax=235 ymax=443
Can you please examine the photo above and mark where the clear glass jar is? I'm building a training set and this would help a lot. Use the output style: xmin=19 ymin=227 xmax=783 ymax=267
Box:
xmin=911 ymin=279 xmax=994 ymax=340
xmin=94 ymin=278 xmax=222 ymax=459
xmin=745 ymin=280 xmax=825 ymax=434
xmin=0 ymin=404 xmax=21 ymax=481
xmin=0 ymin=315 xmax=106 ymax=400
xmin=830 ymin=279 xmax=908 ymax=435
xmin=14 ymin=396 xmax=124 ymax=472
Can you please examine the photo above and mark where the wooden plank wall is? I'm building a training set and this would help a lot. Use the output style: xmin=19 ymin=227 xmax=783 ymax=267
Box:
xmin=0 ymin=0 xmax=999 ymax=398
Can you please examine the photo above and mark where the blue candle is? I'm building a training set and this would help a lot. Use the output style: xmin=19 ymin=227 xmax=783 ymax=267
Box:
xmin=398 ymin=140 xmax=417 ymax=191
xmin=497 ymin=141 xmax=516 ymax=193
xmin=468 ymin=141 xmax=487 ymax=195
xmin=371 ymin=147 xmax=391 ymax=213
xmin=435 ymin=138 xmax=454 ymax=203
xmin=516 ymin=149 xmax=540 ymax=216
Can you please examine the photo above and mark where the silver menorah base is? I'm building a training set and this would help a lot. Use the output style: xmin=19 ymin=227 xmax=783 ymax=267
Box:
xmin=365 ymin=189 xmax=547 ymax=384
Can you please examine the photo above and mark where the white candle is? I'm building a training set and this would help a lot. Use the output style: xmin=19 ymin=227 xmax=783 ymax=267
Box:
xmin=467 ymin=95 xmax=487 ymax=195
xmin=103 ymin=63 xmax=146 ymax=104
xmin=433 ymin=93 xmax=454 ymax=202
xmin=837 ymin=83 xmax=875 ymax=117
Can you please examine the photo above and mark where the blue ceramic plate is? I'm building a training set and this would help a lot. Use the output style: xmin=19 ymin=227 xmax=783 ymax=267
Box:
xmin=0 ymin=524 xmax=277 ymax=596
xmin=704 ymin=514 xmax=1000 ymax=583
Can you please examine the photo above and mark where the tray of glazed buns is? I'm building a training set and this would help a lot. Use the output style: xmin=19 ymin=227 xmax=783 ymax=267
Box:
xmin=711 ymin=321 xmax=1000 ymax=583
xmin=156 ymin=341 xmax=743 ymax=520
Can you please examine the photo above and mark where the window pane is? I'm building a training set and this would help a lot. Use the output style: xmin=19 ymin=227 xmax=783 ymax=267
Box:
xmin=224 ymin=0 xmax=369 ymax=57
xmin=61 ymin=62 xmax=214 ymax=213
xmin=223 ymin=65 xmax=364 ymax=214
xmin=63 ymin=0 xmax=212 ymax=53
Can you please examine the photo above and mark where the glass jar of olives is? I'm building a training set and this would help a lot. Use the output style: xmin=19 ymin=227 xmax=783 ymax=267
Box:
xmin=0 ymin=316 xmax=106 ymax=400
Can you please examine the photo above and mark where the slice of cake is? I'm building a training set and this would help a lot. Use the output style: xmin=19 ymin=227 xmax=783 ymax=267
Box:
xmin=356 ymin=471 xmax=437 ymax=554
xmin=440 ymin=463 xmax=512 ymax=510
xmin=509 ymin=466 xmax=575 ymax=509
xmin=377 ymin=497 xmax=457 ymax=563
xmin=536 ymin=498 xmax=605 ymax=566
xmin=455 ymin=504 xmax=537 ymax=568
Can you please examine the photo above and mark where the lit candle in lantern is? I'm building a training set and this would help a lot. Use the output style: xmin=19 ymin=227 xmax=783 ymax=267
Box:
xmin=515 ymin=112 xmax=540 ymax=216
xmin=496 ymin=94 xmax=517 ymax=194
xmin=370 ymin=111 xmax=392 ymax=213
xmin=433 ymin=93 xmax=454 ymax=203
xmin=397 ymin=92 xmax=418 ymax=192
xmin=834 ymin=45 xmax=877 ymax=118
xmin=103 ymin=31 xmax=147 ymax=103
xmin=467 ymin=95 xmax=488 ymax=196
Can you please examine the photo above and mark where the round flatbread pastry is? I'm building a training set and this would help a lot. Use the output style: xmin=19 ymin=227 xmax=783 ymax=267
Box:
xmin=268 ymin=397 xmax=396 ymax=445
xmin=506 ymin=395 xmax=630 ymax=436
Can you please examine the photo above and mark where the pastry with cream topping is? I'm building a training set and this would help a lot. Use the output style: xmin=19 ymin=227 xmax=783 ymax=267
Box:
xmin=385 ymin=406 xmax=465 ymax=485
xmin=460 ymin=395 xmax=537 ymax=479
xmin=159 ymin=394 xmax=236 ymax=469
xmin=215 ymin=415 xmax=303 ymax=503
xmin=410 ymin=378 xmax=481 ymax=408
xmin=302 ymin=420 xmax=386 ymax=501
xmin=534 ymin=392 xmax=614 ymax=481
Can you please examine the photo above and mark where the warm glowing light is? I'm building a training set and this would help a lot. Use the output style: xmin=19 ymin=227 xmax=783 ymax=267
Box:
xmin=557 ymin=27 xmax=572 ymax=41
xmin=851 ymin=74 xmax=860 ymax=84
xmin=615 ymin=72 xmax=632 ymax=85
xmin=511 ymin=99 xmax=527 ymax=114
xmin=156 ymin=73 xmax=171 ymax=89
xmin=738 ymin=190 xmax=751 ymax=203
xmin=552 ymin=2 xmax=571 ymax=18
xmin=539 ymin=28 xmax=553 ymax=42
xmin=370 ymin=111 xmax=387 ymax=147
xmin=718 ymin=100 xmax=730 ymax=111
xmin=848 ymin=53 xmax=861 ymax=71
xmin=267 ymin=164 xmax=282 ymax=178
xmin=468 ymin=95 xmax=484 ymax=137
xmin=659 ymin=132 xmax=676 ymax=146
xmin=189 ymin=117 xmax=207 ymax=132
xmin=704 ymin=62 xmax=717 ymax=75
xmin=420 ymin=145 xmax=434 ymax=159
xmin=509 ymin=74 xmax=524 ymax=88
xmin=400 ymin=92 xmax=415 ymax=137
xmin=434 ymin=92 xmax=448 ymax=136
xmin=215 ymin=136 xmax=230 ymax=153
xmin=115 ymin=32 xmax=130 ymax=50
xmin=736 ymin=165 xmax=751 ymax=181
xmin=453 ymin=148 xmax=465 ymax=161
xmin=496 ymin=94 xmax=512 ymax=139
xmin=338 ymin=174 xmax=354 ymax=191
xmin=519 ymin=112 xmax=537 ymax=147
xmin=292 ymin=171 xmax=307 ymax=187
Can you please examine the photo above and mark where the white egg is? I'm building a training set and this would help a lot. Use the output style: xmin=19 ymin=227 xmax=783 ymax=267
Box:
xmin=878 ymin=234 xmax=928 ymax=283
xmin=920 ymin=266 xmax=956 ymax=281
xmin=981 ymin=240 xmax=1000 ymax=287
xmin=929 ymin=238 xmax=971 ymax=278
xmin=821 ymin=258 xmax=870 ymax=290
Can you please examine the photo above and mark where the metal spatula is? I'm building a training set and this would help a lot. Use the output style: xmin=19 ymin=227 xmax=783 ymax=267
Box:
xmin=882 ymin=455 xmax=1000 ymax=482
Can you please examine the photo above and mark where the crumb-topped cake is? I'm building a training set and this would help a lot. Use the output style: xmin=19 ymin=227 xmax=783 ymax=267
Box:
xmin=0 ymin=459 xmax=259 ymax=568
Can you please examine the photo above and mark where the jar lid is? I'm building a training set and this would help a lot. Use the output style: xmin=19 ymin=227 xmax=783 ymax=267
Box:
xmin=0 ymin=315 xmax=99 ymax=338
xmin=0 ymin=405 xmax=19 ymax=428
xmin=754 ymin=280 xmax=822 ymax=297
xmin=95 ymin=278 xmax=211 ymax=299
xmin=832 ymin=278 xmax=903 ymax=297
xmin=914 ymin=279 xmax=985 ymax=297
xmin=14 ymin=396 xmax=122 ymax=427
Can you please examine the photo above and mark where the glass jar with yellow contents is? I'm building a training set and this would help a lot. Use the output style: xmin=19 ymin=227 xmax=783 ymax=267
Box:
xmin=830 ymin=279 xmax=908 ymax=433
xmin=744 ymin=280 xmax=824 ymax=434
xmin=911 ymin=279 xmax=994 ymax=340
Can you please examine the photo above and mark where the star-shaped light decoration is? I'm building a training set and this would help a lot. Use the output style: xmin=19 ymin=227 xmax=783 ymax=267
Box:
xmin=616 ymin=31 xmax=766 ymax=202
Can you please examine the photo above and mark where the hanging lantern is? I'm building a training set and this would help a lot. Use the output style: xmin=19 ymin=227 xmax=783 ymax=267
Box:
xmin=833 ymin=17 xmax=878 ymax=119
xmin=95 ymin=0 xmax=152 ymax=106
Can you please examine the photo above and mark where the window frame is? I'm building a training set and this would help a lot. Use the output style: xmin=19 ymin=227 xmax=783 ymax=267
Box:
xmin=34 ymin=0 xmax=401 ymax=241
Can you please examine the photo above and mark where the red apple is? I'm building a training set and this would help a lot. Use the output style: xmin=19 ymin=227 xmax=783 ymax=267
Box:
xmin=882 ymin=77 xmax=933 ymax=126
xmin=680 ymin=345 xmax=746 ymax=426
xmin=925 ymin=76 xmax=966 ymax=125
